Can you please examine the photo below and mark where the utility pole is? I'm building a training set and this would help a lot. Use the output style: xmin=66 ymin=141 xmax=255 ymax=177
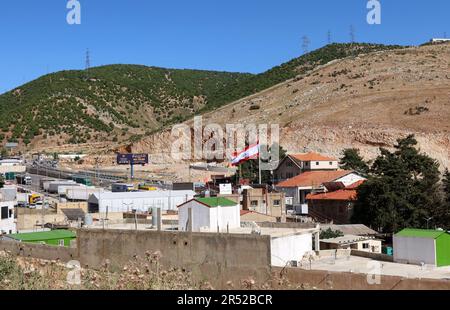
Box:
xmin=85 ymin=49 xmax=91 ymax=71
xmin=350 ymin=25 xmax=356 ymax=43
xmin=301 ymin=35 xmax=311 ymax=54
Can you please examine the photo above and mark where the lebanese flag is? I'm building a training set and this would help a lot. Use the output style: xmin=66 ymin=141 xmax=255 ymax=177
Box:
xmin=231 ymin=143 xmax=260 ymax=166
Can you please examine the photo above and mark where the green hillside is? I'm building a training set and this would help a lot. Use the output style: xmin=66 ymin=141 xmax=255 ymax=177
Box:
xmin=0 ymin=66 xmax=252 ymax=146
xmin=0 ymin=43 xmax=404 ymax=148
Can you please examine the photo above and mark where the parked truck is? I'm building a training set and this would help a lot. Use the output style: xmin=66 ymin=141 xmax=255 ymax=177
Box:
xmin=17 ymin=193 xmax=42 ymax=207
xmin=16 ymin=175 xmax=32 ymax=186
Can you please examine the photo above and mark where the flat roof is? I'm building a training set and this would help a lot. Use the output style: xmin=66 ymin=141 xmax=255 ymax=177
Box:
xmin=229 ymin=227 xmax=318 ymax=238
xmin=7 ymin=230 xmax=76 ymax=242
xmin=90 ymin=190 xmax=196 ymax=200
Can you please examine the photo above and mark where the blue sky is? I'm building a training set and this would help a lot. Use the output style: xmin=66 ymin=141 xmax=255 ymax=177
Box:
xmin=0 ymin=0 xmax=448 ymax=93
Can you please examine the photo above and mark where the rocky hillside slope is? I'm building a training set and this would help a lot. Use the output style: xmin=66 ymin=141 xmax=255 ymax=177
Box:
xmin=130 ymin=43 xmax=450 ymax=170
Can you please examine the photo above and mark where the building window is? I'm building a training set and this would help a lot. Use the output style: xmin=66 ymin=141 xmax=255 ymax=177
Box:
xmin=316 ymin=162 xmax=320 ymax=166
xmin=1 ymin=207 xmax=8 ymax=220
xmin=273 ymin=200 xmax=281 ymax=207
xmin=362 ymin=243 xmax=369 ymax=249
xmin=329 ymin=162 xmax=333 ymax=166
xmin=251 ymin=201 xmax=258 ymax=207
xmin=9 ymin=210 xmax=13 ymax=218
xmin=286 ymin=161 xmax=293 ymax=167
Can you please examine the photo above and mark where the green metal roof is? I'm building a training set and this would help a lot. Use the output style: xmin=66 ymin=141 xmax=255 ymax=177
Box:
xmin=395 ymin=228 xmax=448 ymax=239
xmin=196 ymin=197 xmax=237 ymax=208
xmin=7 ymin=230 xmax=76 ymax=242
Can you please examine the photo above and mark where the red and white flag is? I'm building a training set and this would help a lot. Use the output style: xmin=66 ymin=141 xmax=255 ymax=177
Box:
xmin=231 ymin=143 xmax=260 ymax=166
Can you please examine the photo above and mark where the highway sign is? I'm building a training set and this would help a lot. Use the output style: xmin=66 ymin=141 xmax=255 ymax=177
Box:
xmin=116 ymin=154 xmax=149 ymax=165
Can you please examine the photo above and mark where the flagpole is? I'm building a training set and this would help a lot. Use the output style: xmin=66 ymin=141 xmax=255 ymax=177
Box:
xmin=258 ymin=145 xmax=262 ymax=185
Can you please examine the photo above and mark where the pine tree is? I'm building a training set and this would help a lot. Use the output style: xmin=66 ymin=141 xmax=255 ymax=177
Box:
xmin=340 ymin=148 xmax=369 ymax=175
xmin=352 ymin=135 xmax=445 ymax=232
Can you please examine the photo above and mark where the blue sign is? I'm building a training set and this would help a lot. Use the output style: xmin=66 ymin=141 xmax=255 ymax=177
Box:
xmin=117 ymin=154 xmax=149 ymax=165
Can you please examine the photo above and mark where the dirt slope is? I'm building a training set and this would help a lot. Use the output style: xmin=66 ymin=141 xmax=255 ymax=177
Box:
xmin=129 ymin=43 xmax=450 ymax=172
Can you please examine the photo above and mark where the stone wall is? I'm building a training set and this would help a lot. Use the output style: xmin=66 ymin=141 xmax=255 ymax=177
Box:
xmin=76 ymin=229 xmax=272 ymax=287
xmin=0 ymin=239 xmax=77 ymax=262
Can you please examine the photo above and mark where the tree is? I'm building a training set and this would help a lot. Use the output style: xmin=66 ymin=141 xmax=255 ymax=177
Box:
xmin=440 ymin=170 xmax=450 ymax=226
xmin=340 ymin=148 xmax=369 ymax=175
xmin=320 ymin=228 xmax=343 ymax=240
xmin=233 ymin=144 xmax=287 ymax=185
xmin=352 ymin=135 xmax=445 ymax=233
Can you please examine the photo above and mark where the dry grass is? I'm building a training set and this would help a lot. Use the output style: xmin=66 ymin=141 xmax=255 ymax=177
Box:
xmin=0 ymin=251 xmax=313 ymax=290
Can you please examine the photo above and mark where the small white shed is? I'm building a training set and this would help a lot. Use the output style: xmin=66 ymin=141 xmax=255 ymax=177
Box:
xmin=178 ymin=197 xmax=240 ymax=232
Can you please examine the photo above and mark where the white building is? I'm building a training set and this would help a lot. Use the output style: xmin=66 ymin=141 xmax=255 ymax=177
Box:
xmin=87 ymin=190 xmax=196 ymax=213
xmin=276 ymin=170 xmax=366 ymax=214
xmin=178 ymin=197 xmax=240 ymax=232
xmin=430 ymin=38 xmax=450 ymax=44
xmin=0 ymin=200 xmax=16 ymax=235
xmin=393 ymin=228 xmax=450 ymax=267
xmin=229 ymin=226 xmax=320 ymax=267
xmin=0 ymin=159 xmax=26 ymax=174
xmin=321 ymin=235 xmax=382 ymax=253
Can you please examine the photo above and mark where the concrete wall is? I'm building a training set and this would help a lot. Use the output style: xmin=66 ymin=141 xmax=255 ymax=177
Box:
xmin=15 ymin=208 xmax=66 ymax=231
xmin=241 ymin=212 xmax=277 ymax=223
xmin=0 ymin=239 xmax=77 ymax=262
xmin=351 ymin=250 xmax=394 ymax=262
xmin=271 ymin=233 xmax=312 ymax=267
xmin=76 ymin=229 xmax=272 ymax=286
xmin=274 ymin=267 xmax=450 ymax=290
xmin=394 ymin=236 xmax=436 ymax=266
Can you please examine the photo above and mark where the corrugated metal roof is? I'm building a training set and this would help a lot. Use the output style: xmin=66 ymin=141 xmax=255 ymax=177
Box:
xmin=395 ymin=228 xmax=448 ymax=239
xmin=320 ymin=224 xmax=378 ymax=236
xmin=196 ymin=197 xmax=237 ymax=207
xmin=8 ymin=230 xmax=76 ymax=241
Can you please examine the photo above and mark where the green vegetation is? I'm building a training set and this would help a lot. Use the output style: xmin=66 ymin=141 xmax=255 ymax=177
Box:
xmin=233 ymin=143 xmax=287 ymax=184
xmin=320 ymin=228 xmax=344 ymax=240
xmin=0 ymin=66 xmax=251 ymax=146
xmin=339 ymin=148 xmax=370 ymax=176
xmin=0 ymin=43 xmax=404 ymax=147
xmin=351 ymin=135 xmax=450 ymax=233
